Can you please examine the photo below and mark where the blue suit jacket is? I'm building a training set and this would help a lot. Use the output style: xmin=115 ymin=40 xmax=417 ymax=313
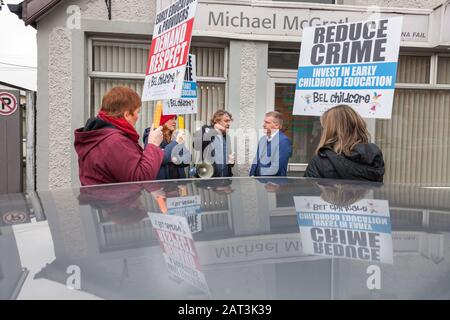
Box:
xmin=249 ymin=131 xmax=292 ymax=177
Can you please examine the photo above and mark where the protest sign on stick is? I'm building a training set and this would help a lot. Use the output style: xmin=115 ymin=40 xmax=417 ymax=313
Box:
xmin=293 ymin=17 xmax=402 ymax=119
xmin=143 ymin=0 xmax=198 ymax=101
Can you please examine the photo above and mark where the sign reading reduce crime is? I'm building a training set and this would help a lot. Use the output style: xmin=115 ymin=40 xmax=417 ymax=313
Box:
xmin=142 ymin=0 xmax=198 ymax=101
xmin=293 ymin=17 xmax=402 ymax=119
xmin=295 ymin=197 xmax=393 ymax=264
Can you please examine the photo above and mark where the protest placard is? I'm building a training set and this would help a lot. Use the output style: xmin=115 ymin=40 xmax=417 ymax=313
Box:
xmin=295 ymin=197 xmax=393 ymax=264
xmin=293 ymin=17 xmax=402 ymax=119
xmin=166 ymin=195 xmax=202 ymax=233
xmin=164 ymin=54 xmax=198 ymax=115
xmin=142 ymin=0 xmax=198 ymax=101
xmin=149 ymin=213 xmax=209 ymax=294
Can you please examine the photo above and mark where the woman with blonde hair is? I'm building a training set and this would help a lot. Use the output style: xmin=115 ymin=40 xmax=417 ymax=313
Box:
xmin=304 ymin=104 xmax=385 ymax=182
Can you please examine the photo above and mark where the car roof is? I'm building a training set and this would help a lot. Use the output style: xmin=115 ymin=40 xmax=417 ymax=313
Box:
xmin=1 ymin=177 xmax=450 ymax=299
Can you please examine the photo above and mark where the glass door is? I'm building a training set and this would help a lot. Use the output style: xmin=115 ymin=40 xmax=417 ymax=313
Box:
xmin=268 ymin=76 xmax=321 ymax=173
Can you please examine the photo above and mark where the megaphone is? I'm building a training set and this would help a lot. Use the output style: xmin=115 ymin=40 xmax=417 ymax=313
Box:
xmin=189 ymin=163 xmax=214 ymax=178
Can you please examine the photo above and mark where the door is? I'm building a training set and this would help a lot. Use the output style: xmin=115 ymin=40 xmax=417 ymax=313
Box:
xmin=267 ymin=75 xmax=321 ymax=174
xmin=0 ymin=90 xmax=22 ymax=194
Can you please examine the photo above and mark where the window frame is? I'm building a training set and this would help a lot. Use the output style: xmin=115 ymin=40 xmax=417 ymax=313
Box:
xmin=395 ymin=52 xmax=450 ymax=90
xmin=395 ymin=52 xmax=433 ymax=89
xmin=267 ymin=70 xmax=311 ymax=172
xmin=87 ymin=36 xmax=229 ymax=118
xmin=435 ymin=53 xmax=450 ymax=88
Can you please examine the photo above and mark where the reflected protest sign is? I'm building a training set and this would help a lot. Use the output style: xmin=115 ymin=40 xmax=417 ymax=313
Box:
xmin=142 ymin=0 xmax=198 ymax=101
xmin=295 ymin=197 xmax=393 ymax=264
xmin=293 ymin=17 xmax=402 ymax=119
xmin=166 ymin=195 xmax=202 ymax=233
xmin=164 ymin=54 xmax=198 ymax=115
xmin=149 ymin=213 xmax=210 ymax=294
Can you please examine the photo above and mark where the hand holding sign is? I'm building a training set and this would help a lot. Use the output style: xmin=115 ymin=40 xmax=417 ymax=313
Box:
xmin=175 ymin=130 xmax=185 ymax=144
xmin=148 ymin=126 xmax=163 ymax=147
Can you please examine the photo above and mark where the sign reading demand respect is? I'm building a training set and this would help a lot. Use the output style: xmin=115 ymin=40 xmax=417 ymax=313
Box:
xmin=142 ymin=0 xmax=198 ymax=101
xmin=293 ymin=17 xmax=402 ymax=119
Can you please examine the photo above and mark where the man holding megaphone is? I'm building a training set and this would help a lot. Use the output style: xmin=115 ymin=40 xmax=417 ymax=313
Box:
xmin=192 ymin=110 xmax=235 ymax=178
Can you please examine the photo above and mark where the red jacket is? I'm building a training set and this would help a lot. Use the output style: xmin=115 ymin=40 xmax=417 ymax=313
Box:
xmin=74 ymin=117 xmax=164 ymax=186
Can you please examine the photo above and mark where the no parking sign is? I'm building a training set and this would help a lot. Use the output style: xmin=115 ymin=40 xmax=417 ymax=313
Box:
xmin=0 ymin=91 xmax=18 ymax=116
xmin=0 ymin=90 xmax=21 ymax=194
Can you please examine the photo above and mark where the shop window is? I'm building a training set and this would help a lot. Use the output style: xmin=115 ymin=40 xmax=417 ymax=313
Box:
xmin=268 ymin=49 xmax=300 ymax=69
xmin=89 ymin=40 xmax=227 ymax=145
xmin=396 ymin=55 xmax=430 ymax=84
xmin=376 ymin=89 xmax=450 ymax=186
xmin=190 ymin=47 xmax=225 ymax=78
xmin=92 ymin=41 xmax=149 ymax=74
xmin=390 ymin=209 xmax=423 ymax=228
xmin=376 ymin=55 xmax=450 ymax=186
xmin=437 ymin=56 xmax=450 ymax=85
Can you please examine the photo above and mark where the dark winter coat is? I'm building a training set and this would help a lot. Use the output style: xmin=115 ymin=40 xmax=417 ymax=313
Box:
xmin=193 ymin=125 xmax=234 ymax=177
xmin=304 ymin=143 xmax=385 ymax=182
xmin=143 ymin=128 xmax=191 ymax=180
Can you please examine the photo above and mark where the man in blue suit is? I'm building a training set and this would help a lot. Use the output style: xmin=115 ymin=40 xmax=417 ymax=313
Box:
xmin=250 ymin=111 xmax=292 ymax=177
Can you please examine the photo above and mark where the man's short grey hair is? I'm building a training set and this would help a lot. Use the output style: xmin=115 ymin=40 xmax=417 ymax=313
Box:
xmin=265 ymin=111 xmax=283 ymax=127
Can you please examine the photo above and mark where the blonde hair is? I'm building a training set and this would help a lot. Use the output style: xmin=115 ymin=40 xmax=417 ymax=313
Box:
xmin=316 ymin=105 xmax=370 ymax=156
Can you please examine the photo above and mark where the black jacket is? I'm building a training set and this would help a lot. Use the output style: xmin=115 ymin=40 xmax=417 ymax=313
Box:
xmin=304 ymin=143 xmax=385 ymax=182
xmin=193 ymin=125 xmax=233 ymax=177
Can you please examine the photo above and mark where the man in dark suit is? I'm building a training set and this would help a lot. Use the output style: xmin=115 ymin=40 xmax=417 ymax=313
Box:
xmin=193 ymin=110 xmax=235 ymax=177
xmin=250 ymin=111 xmax=292 ymax=177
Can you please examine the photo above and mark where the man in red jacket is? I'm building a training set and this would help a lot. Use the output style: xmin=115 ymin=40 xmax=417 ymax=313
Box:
xmin=74 ymin=86 xmax=164 ymax=186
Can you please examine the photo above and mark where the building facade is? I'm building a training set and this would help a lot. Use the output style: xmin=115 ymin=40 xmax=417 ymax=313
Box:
xmin=11 ymin=0 xmax=450 ymax=190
